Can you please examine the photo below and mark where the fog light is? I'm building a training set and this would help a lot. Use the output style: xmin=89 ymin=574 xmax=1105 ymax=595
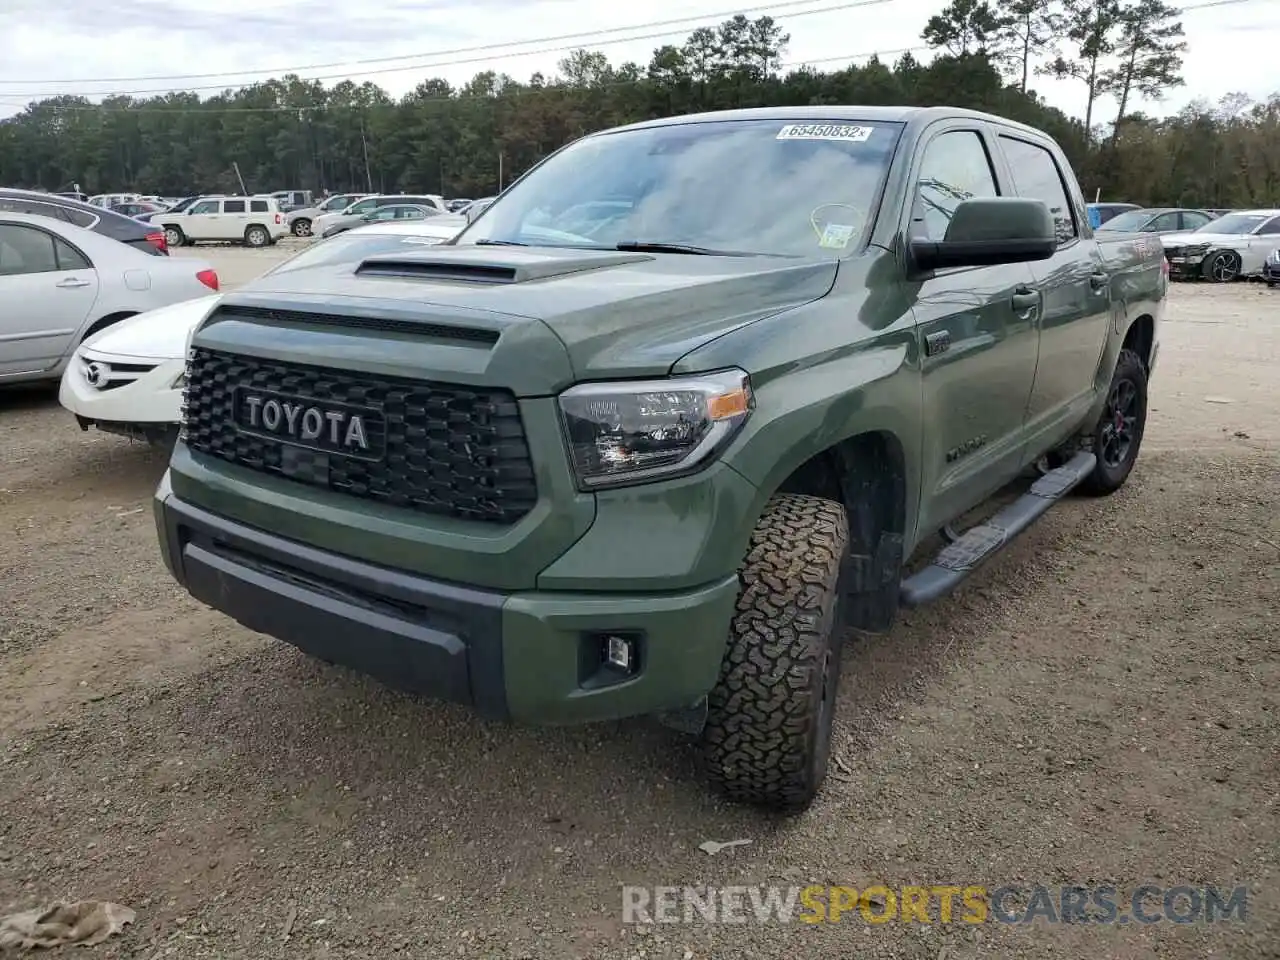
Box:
xmin=604 ymin=634 xmax=635 ymax=672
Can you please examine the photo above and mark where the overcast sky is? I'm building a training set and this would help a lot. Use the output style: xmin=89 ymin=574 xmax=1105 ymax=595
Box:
xmin=0 ymin=0 xmax=1272 ymax=123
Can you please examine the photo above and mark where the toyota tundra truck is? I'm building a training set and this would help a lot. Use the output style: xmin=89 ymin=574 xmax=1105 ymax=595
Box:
xmin=153 ymin=106 xmax=1167 ymax=812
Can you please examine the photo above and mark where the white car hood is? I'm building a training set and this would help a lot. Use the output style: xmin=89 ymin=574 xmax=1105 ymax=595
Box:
xmin=1161 ymin=232 xmax=1242 ymax=246
xmin=82 ymin=295 xmax=221 ymax=360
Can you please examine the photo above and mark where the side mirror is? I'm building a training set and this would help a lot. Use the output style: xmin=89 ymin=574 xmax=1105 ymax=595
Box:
xmin=910 ymin=197 xmax=1057 ymax=272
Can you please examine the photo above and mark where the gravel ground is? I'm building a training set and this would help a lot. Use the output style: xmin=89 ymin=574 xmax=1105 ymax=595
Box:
xmin=1 ymin=260 xmax=1277 ymax=959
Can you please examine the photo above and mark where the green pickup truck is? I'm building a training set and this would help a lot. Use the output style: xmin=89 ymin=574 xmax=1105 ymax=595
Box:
xmin=154 ymin=106 xmax=1167 ymax=812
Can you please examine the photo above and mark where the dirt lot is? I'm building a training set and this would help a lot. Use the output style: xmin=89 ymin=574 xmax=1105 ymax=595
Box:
xmin=1 ymin=254 xmax=1277 ymax=959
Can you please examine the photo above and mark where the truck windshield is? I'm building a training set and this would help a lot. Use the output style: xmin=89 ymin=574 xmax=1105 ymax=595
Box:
xmin=460 ymin=118 xmax=903 ymax=258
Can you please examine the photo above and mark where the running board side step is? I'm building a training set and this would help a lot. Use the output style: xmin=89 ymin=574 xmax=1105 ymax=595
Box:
xmin=900 ymin=451 xmax=1096 ymax=607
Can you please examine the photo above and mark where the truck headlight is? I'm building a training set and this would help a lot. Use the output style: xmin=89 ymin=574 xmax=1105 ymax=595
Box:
xmin=558 ymin=369 xmax=753 ymax=489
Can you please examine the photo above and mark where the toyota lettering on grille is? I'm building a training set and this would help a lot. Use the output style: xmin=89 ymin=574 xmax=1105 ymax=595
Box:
xmin=232 ymin=387 xmax=385 ymax=461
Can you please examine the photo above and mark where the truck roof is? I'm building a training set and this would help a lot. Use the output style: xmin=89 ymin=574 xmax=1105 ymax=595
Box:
xmin=608 ymin=105 xmax=1053 ymax=140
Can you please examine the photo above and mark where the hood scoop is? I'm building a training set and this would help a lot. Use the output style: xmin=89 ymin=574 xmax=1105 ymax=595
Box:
xmin=354 ymin=247 xmax=654 ymax=285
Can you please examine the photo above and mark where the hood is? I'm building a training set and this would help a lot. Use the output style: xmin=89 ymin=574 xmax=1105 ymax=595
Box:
xmin=82 ymin=295 xmax=221 ymax=360
xmin=1161 ymin=231 xmax=1240 ymax=246
xmin=227 ymin=245 xmax=838 ymax=382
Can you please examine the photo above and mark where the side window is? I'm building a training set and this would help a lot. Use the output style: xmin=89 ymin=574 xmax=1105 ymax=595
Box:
xmin=55 ymin=238 xmax=91 ymax=270
xmin=0 ymin=224 xmax=60 ymax=276
xmin=1148 ymin=212 xmax=1180 ymax=232
xmin=190 ymin=200 xmax=220 ymax=215
xmin=60 ymin=207 xmax=96 ymax=227
xmin=913 ymin=130 xmax=1000 ymax=242
xmin=222 ymin=200 xmax=246 ymax=213
xmin=349 ymin=199 xmax=377 ymax=214
xmin=250 ymin=199 xmax=269 ymax=213
xmin=370 ymin=208 xmax=398 ymax=220
xmin=998 ymin=136 xmax=1078 ymax=245
xmin=1255 ymin=217 xmax=1280 ymax=235
xmin=1180 ymin=212 xmax=1211 ymax=231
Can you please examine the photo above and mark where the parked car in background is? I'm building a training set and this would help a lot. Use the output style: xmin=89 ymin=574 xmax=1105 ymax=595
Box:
xmin=0 ymin=187 xmax=169 ymax=255
xmin=319 ymin=203 xmax=441 ymax=238
xmin=158 ymin=195 xmax=287 ymax=248
xmin=1263 ymin=247 xmax=1280 ymax=287
xmin=1096 ymin=207 xmax=1215 ymax=236
xmin=447 ymin=198 xmax=473 ymax=212
xmin=286 ymin=192 xmax=370 ymax=237
xmin=311 ymin=193 xmax=448 ymax=236
xmin=110 ymin=201 xmax=167 ymax=219
xmin=461 ymin=196 xmax=496 ymax=222
xmin=1160 ymin=209 xmax=1280 ymax=282
xmin=88 ymin=193 xmax=142 ymax=208
xmin=58 ymin=214 xmax=467 ymax=439
xmin=0 ymin=212 xmax=217 ymax=385
xmin=1085 ymin=202 xmax=1142 ymax=228
xmin=270 ymin=190 xmax=312 ymax=212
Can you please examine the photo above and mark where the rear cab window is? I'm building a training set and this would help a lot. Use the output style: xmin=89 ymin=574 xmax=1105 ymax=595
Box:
xmin=998 ymin=136 xmax=1078 ymax=245
xmin=223 ymin=200 xmax=247 ymax=213
xmin=250 ymin=200 xmax=269 ymax=213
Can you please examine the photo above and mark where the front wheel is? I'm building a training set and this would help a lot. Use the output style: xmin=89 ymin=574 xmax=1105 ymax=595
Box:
xmin=702 ymin=493 xmax=850 ymax=814
xmin=1204 ymin=250 xmax=1240 ymax=283
xmin=163 ymin=225 xmax=184 ymax=248
xmin=292 ymin=218 xmax=312 ymax=237
xmin=1080 ymin=348 xmax=1148 ymax=496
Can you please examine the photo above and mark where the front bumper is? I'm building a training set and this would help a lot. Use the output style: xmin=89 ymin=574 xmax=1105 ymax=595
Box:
xmin=1165 ymin=253 xmax=1207 ymax=280
xmin=59 ymin=354 xmax=185 ymax=430
xmin=154 ymin=473 xmax=740 ymax=724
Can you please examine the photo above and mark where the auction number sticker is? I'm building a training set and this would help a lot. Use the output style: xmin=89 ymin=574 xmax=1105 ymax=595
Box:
xmin=777 ymin=123 xmax=874 ymax=142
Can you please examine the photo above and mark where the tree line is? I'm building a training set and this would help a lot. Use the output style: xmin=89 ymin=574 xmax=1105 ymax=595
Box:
xmin=0 ymin=3 xmax=1276 ymax=209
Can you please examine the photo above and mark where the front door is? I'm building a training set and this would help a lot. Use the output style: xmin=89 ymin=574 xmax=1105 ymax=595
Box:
xmin=997 ymin=135 xmax=1112 ymax=447
xmin=0 ymin=222 xmax=99 ymax=378
xmin=909 ymin=124 xmax=1041 ymax=537
xmin=184 ymin=198 xmax=221 ymax=240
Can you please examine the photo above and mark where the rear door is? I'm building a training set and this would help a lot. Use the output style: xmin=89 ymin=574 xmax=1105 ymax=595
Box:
xmin=996 ymin=133 xmax=1111 ymax=447
xmin=0 ymin=222 xmax=99 ymax=377
xmin=910 ymin=122 xmax=1042 ymax=536
xmin=219 ymin=199 xmax=249 ymax=240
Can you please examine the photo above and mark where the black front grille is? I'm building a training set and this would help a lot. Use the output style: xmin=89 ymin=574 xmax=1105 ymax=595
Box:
xmin=182 ymin=348 xmax=538 ymax=524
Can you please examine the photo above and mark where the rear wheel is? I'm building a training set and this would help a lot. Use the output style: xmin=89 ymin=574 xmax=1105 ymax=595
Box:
xmin=1080 ymin=348 xmax=1148 ymax=496
xmin=702 ymin=493 xmax=850 ymax=814
xmin=244 ymin=225 xmax=269 ymax=248
xmin=292 ymin=218 xmax=312 ymax=237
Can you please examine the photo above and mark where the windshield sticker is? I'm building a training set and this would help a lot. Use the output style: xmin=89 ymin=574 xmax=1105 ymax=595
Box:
xmin=777 ymin=123 xmax=874 ymax=143
xmin=818 ymin=223 xmax=856 ymax=249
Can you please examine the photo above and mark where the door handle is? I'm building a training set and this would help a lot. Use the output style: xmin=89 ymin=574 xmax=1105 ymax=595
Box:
xmin=1089 ymin=272 xmax=1109 ymax=290
xmin=56 ymin=278 xmax=90 ymax=288
xmin=1010 ymin=286 xmax=1039 ymax=313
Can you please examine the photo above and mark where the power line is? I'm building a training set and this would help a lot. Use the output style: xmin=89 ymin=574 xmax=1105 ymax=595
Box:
xmin=0 ymin=47 xmax=929 ymax=114
xmin=0 ymin=0 xmax=892 ymax=91
xmin=0 ymin=0 xmax=1257 ymax=106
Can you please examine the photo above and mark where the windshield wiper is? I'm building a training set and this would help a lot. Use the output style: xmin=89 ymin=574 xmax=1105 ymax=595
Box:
xmin=614 ymin=240 xmax=758 ymax=257
xmin=475 ymin=238 xmax=528 ymax=246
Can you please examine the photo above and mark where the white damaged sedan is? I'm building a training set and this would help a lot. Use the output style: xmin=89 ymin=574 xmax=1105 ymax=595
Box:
xmin=58 ymin=215 xmax=468 ymax=443
xmin=59 ymin=295 xmax=220 ymax=443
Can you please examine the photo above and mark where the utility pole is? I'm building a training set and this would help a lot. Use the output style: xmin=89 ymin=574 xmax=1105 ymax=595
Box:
xmin=359 ymin=119 xmax=374 ymax=192
xmin=498 ymin=151 xmax=503 ymax=192
xmin=232 ymin=162 xmax=248 ymax=195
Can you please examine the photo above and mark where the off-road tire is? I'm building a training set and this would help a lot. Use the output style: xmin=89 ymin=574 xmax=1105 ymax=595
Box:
xmin=163 ymin=225 xmax=185 ymax=248
xmin=1080 ymin=348 xmax=1148 ymax=496
xmin=292 ymin=218 xmax=312 ymax=237
xmin=702 ymin=493 xmax=850 ymax=814
xmin=244 ymin=225 xmax=270 ymax=248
